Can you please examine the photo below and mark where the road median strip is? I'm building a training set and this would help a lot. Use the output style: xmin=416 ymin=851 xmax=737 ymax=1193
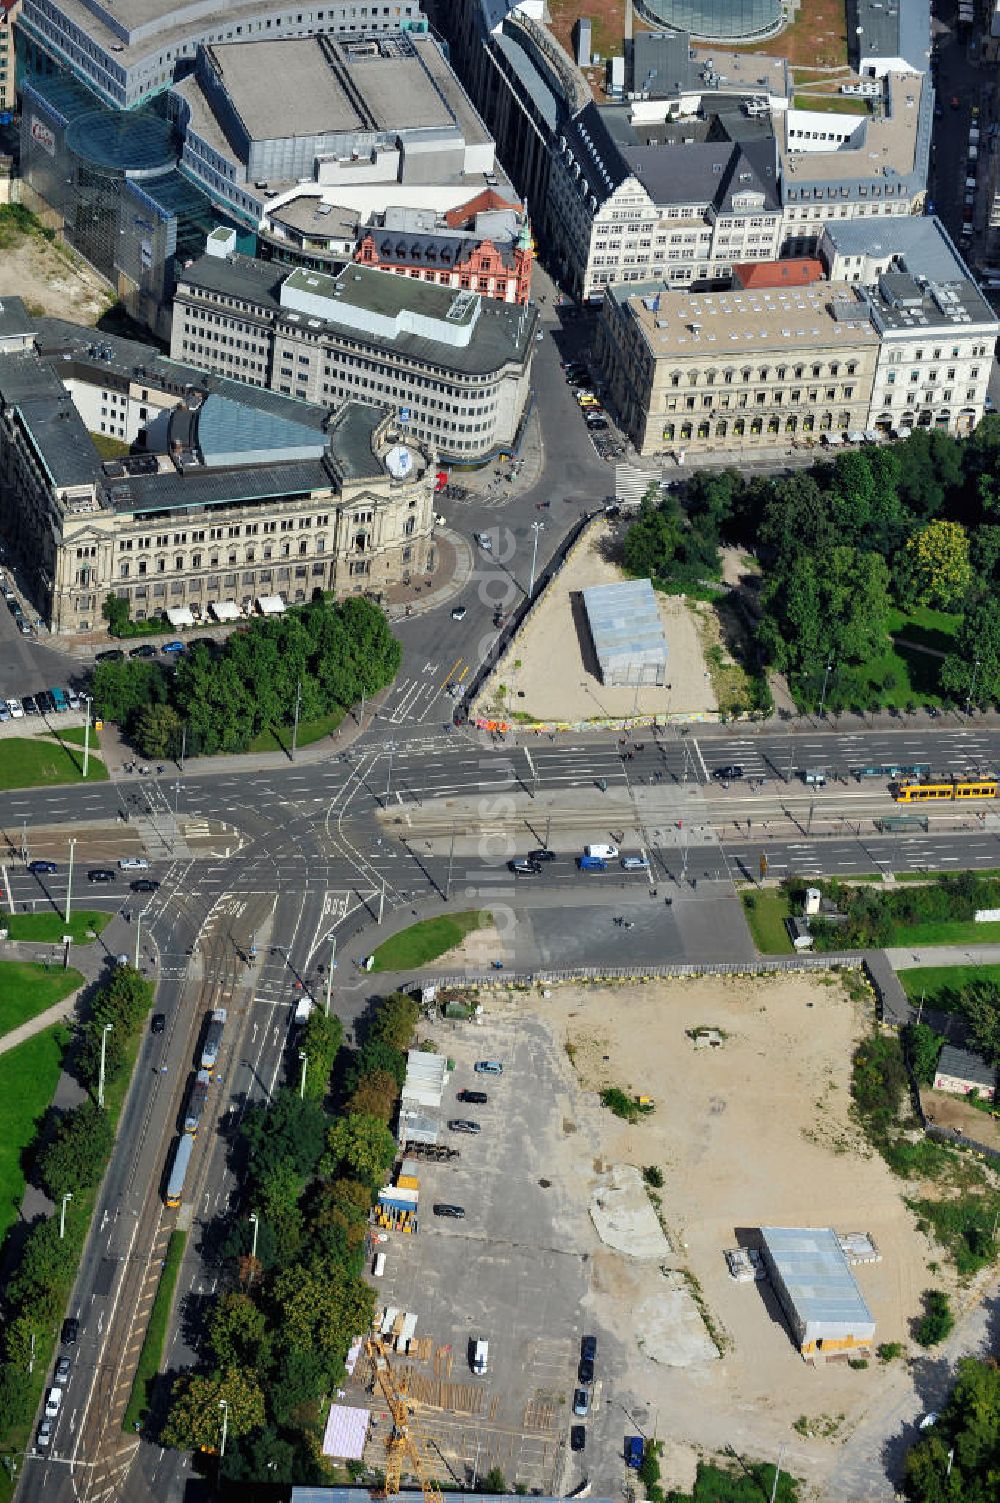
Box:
xmin=121 ymin=1229 xmax=187 ymax=1434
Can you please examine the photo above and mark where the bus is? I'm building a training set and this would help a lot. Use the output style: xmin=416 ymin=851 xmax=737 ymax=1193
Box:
xmin=183 ymin=1069 xmax=210 ymax=1135
xmin=165 ymin=1134 xmax=193 ymax=1208
xmin=199 ymin=1008 xmax=227 ymax=1075
xmin=891 ymin=778 xmax=999 ymax=802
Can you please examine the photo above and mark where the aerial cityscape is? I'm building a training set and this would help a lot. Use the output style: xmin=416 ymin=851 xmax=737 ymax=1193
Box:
xmin=1 ymin=0 xmax=1000 ymax=1501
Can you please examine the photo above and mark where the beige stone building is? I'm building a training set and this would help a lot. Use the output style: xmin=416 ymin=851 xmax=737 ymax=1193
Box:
xmin=597 ymin=279 xmax=880 ymax=455
xmin=0 ymin=302 xmax=435 ymax=634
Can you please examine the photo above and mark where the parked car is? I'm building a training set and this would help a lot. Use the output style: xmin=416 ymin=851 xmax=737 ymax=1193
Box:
xmin=54 ymin=1356 xmax=71 ymax=1383
xmin=571 ymin=1425 xmax=586 ymax=1452
xmin=36 ymin=1420 xmax=52 ymax=1450
xmin=95 ymin=649 xmax=124 ymax=663
xmin=448 ymin=1119 xmax=481 ymax=1134
xmin=0 ymin=704 xmax=9 ymax=722
xmin=67 ymin=690 xmax=81 ymax=710
xmin=129 ymin=643 xmax=157 ymax=658
xmin=433 ymin=1203 xmax=466 ymax=1218
xmin=35 ymin=690 xmax=54 ymax=714
xmin=474 ymin=1060 xmax=503 ymax=1075
xmin=161 ymin=640 xmax=185 ymax=654
xmin=21 ymin=695 xmax=39 ymax=716
xmin=87 ymin=868 xmax=116 ymax=883
xmin=61 ymin=1318 xmax=79 ymax=1345
xmin=44 ymin=1388 xmax=63 ymax=1418
xmin=457 ymin=1089 xmax=487 ymax=1104
xmin=18 ymin=620 xmax=33 ymax=636
xmin=28 ymin=860 xmax=58 ymax=875
xmin=5 ymin=698 xmax=23 ymax=719
xmin=579 ymin=1334 xmax=597 ymax=1383
xmin=118 ymin=857 xmax=149 ymax=871
xmin=572 ymin=1388 xmax=590 ymax=1417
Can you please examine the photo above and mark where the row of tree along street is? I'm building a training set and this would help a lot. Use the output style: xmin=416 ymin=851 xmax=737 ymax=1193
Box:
xmin=92 ymin=595 xmax=401 ymax=758
xmin=0 ymin=966 xmax=155 ymax=1456
xmin=156 ymin=991 xmax=423 ymax=1486
xmin=624 ymin=420 xmax=1000 ymax=712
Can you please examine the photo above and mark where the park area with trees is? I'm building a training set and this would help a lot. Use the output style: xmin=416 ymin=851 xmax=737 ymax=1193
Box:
xmin=154 ymin=990 xmax=421 ymax=1486
xmin=623 ymin=420 xmax=1000 ymax=712
xmin=91 ymin=595 xmax=401 ymax=758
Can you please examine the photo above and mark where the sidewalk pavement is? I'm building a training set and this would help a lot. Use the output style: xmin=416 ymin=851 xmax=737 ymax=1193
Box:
xmin=0 ymin=987 xmax=84 ymax=1057
xmin=885 ymin=945 xmax=1000 ymax=969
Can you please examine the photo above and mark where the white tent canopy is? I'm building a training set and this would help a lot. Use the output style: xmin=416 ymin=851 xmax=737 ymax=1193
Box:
xmin=209 ymin=600 xmax=241 ymax=622
xmin=165 ymin=606 xmax=194 ymax=627
xmin=256 ymin=594 xmax=286 ymax=615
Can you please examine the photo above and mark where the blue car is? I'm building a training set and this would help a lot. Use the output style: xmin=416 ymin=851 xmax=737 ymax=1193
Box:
xmin=161 ymin=640 xmax=185 ymax=655
xmin=28 ymin=860 xmax=58 ymax=875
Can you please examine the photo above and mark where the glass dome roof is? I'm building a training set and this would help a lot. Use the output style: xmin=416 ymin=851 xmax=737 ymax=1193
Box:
xmin=641 ymin=0 xmax=784 ymax=43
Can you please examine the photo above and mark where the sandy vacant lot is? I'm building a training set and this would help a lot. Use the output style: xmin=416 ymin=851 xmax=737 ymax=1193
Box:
xmin=480 ymin=520 xmax=716 ymax=724
xmin=541 ymin=972 xmax=934 ymax=1488
xmin=0 ymin=235 xmax=109 ymax=324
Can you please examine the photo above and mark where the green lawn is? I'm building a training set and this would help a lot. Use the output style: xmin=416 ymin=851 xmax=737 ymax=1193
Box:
xmin=122 ymin=1229 xmax=186 ymax=1433
xmin=0 ymin=1024 xmax=70 ymax=1247
xmin=887 ymin=919 xmax=1000 ymax=946
xmin=89 ymin=431 xmax=130 ymax=459
xmin=247 ymin=706 xmax=346 ymax=754
xmin=3 ymin=910 xmax=111 ymax=943
xmin=0 ymin=736 xmax=107 ymax=788
xmin=371 ymin=910 xmax=493 ymax=971
xmin=0 ymin=960 xmax=84 ymax=1037
xmin=886 ymin=605 xmax=961 ymax=655
xmin=897 ymin=964 xmax=1000 ymax=1012
xmin=44 ymin=725 xmax=99 ymax=749
xmin=792 ymin=92 xmax=868 ymax=113
xmin=741 ymin=891 xmax=794 ymax=954
xmin=832 ymin=641 xmax=944 ymax=709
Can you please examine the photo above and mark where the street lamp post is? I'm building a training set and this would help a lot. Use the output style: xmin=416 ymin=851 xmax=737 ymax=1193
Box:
xmin=249 ymin=1212 xmax=259 ymax=1261
xmin=818 ymin=662 xmax=833 ymax=721
xmin=528 ymin=520 xmax=543 ymax=598
xmin=82 ymin=695 xmax=93 ymax=779
xmin=134 ymin=910 xmax=142 ymax=970
xmin=65 ymin=837 xmax=76 ymax=923
xmin=298 ymin=1050 xmax=309 ymax=1099
xmin=98 ymin=1022 xmax=113 ymax=1108
xmin=59 ymin=1192 xmax=73 ymax=1240
xmin=324 ymin=933 xmax=336 ymax=1016
xmin=218 ymin=1399 xmax=229 ymax=1459
xmin=967 ymin=658 xmax=981 ymax=717
xmin=291 ymin=679 xmax=302 ymax=761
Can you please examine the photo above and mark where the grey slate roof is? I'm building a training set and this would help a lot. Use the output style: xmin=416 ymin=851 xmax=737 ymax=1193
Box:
xmin=820 ymin=215 xmax=973 ymax=285
xmin=621 ymin=133 xmax=779 ymax=212
xmin=851 ymin=0 xmax=931 ymax=70
xmin=366 ymin=228 xmax=516 ymax=271
xmin=493 ymin=30 xmax=562 ymax=131
xmin=936 ymin=1045 xmax=995 ymax=1090
xmin=327 ymin=402 xmax=391 ymax=481
xmin=175 ymin=253 xmax=285 ymax=313
xmin=562 ymin=103 xmax=632 ymax=203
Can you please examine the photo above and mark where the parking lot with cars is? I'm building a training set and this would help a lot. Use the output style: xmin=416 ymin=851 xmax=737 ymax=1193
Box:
xmin=359 ymin=1009 xmax=625 ymax=1496
xmin=561 ymin=359 xmax=626 ymax=463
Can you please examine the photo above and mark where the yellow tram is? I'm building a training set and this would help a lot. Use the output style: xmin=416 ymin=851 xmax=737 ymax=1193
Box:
xmin=891 ymin=778 xmax=1000 ymax=802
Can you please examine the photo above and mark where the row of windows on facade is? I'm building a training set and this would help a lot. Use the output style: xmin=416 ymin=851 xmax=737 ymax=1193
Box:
xmin=664 ymin=360 xmax=862 ymax=385
xmin=663 ymin=387 xmax=859 ymax=411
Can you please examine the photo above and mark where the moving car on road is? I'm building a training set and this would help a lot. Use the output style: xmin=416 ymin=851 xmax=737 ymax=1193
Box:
xmin=87 ymin=869 xmax=116 ymax=883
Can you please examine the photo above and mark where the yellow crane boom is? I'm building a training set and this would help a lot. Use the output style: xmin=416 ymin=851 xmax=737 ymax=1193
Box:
xmin=364 ymin=1335 xmax=443 ymax=1503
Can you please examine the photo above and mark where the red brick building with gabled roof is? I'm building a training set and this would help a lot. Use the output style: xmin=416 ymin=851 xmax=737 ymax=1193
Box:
xmin=355 ymin=191 xmax=533 ymax=304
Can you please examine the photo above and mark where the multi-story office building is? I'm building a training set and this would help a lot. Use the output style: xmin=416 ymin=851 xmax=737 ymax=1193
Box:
xmin=171 ymin=242 xmax=537 ymax=462
xmin=598 ymin=278 xmax=880 ymax=455
xmin=0 ymin=0 xmax=19 ymax=114
xmin=597 ymin=219 xmax=998 ymax=455
xmin=0 ymin=300 xmax=436 ymax=633
xmin=548 ymin=105 xmax=782 ymax=301
xmin=17 ymin=0 xmax=422 ymax=111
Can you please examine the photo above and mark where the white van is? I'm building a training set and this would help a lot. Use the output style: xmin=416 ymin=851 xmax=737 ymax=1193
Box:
xmin=584 ymin=843 xmax=619 ymax=860
xmin=472 ymin=1339 xmax=489 ymax=1375
xmin=373 ymin=1251 xmax=386 ymax=1278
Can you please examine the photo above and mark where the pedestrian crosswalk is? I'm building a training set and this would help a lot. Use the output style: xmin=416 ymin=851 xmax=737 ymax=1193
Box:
xmin=614 ymin=461 xmax=664 ymax=506
xmin=379 ymin=657 xmax=472 ymax=725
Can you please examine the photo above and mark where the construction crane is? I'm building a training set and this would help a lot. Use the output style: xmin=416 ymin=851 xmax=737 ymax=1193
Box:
xmin=364 ymin=1335 xmax=443 ymax=1503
